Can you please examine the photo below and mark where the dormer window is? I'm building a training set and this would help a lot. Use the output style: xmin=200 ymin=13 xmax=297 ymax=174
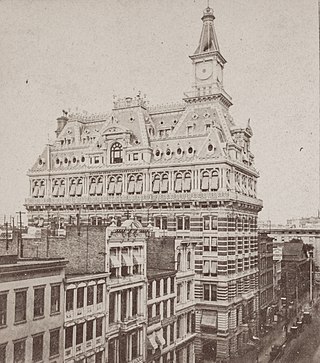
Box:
xmin=110 ymin=142 xmax=123 ymax=164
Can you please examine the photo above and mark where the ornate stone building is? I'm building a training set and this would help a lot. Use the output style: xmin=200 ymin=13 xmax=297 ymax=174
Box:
xmin=25 ymin=6 xmax=262 ymax=362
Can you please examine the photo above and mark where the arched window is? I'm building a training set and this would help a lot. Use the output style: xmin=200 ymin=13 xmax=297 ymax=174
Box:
xmin=175 ymin=173 xmax=183 ymax=193
xmin=69 ymin=179 xmax=76 ymax=196
xmin=108 ymin=177 xmax=116 ymax=195
xmin=177 ymin=253 xmax=181 ymax=271
xmin=32 ymin=181 xmax=40 ymax=198
xmin=183 ymin=172 xmax=192 ymax=192
xmin=38 ymin=180 xmax=45 ymax=198
xmin=110 ymin=142 xmax=123 ymax=164
xmin=52 ymin=180 xmax=59 ymax=197
xmin=152 ymin=174 xmax=161 ymax=193
xmin=96 ymin=177 xmax=103 ymax=196
xmin=89 ymin=178 xmax=96 ymax=195
xmin=161 ymin=174 xmax=169 ymax=193
xmin=76 ymin=179 xmax=83 ymax=197
xmin=128 ymin=175 xmax=135 ymax=194
xmin=187 ymin=251 xmax=191 ymax=270
xmin=211 ymin=170 xmax=219 ymax=191
xmin=59 ymin=180 xmax=65 ymax=197
xmin=136 ymin=175 xmax=143 ymax=194
xmin=115 ymin=176 xmax=123 ymax=195
xmin=201 ymin=171 xmax=209 ymax=191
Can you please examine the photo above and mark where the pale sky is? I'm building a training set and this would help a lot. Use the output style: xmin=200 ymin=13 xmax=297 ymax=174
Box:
xmin=0 ymin=0 xmax=318 ymax=224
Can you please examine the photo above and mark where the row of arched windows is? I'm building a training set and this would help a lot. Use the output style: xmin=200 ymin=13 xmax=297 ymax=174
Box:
xmin=31 ymin=169 xmax=255 ymax=198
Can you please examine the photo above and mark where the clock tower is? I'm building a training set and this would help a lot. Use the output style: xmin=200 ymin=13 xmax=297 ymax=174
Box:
xmin=189 ymin=6 xmax=227 ymax=99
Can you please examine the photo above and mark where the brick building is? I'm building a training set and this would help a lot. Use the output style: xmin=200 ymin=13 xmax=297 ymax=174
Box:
xmin=24 ymin=5 xmax=262 ymax=362
xmin=257 ymin=233 xmax=274 ymax=330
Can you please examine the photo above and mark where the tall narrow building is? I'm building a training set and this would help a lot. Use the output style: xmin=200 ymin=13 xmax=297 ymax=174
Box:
xmin=25 ymin=5 xmax=263 ymax=361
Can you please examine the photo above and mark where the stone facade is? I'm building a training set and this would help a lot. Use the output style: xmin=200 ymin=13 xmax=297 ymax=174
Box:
xmin=25 ymin=5 xmax=263 ymax=362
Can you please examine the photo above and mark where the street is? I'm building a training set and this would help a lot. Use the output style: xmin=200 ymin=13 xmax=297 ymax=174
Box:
xmin=276 ymin=302 xmax=320 ymax=363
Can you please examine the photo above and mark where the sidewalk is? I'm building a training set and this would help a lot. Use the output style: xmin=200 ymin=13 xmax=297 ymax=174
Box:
xmin=229 ymin=293 xmax=313 ymax=363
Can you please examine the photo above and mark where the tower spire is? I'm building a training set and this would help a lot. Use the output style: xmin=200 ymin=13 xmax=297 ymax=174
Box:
xmin=194 ymin=5 xmax=220 ymax=55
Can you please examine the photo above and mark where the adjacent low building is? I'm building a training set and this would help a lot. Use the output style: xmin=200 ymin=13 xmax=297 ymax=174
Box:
xmin=0 ymin=255 xmax=67 ymax=363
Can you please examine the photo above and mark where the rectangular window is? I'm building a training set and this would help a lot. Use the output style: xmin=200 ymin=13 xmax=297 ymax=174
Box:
xmin=177 ymin=216 xmax=183 ymax=230
xmin=177 ymin=284 xmax=181 ymax=304
xmin=156 ymin=280 xmax=160 ymax=297
xmin=34 ymin=287 xmax=45 ymax=318
xmin=203 ymin=237 xmax=210 ymax=251
xmin=132 ymin=287 xmax=138 ymax=316
xmin=184 ymin=216 xmax=190 ymax=230
xmin=32 ymin=334 xmax=43 ymax=362
xmin=66 ymin=289 xmax=74 ymax=312
xmin=203 ymin=284 xmax=210 ymax=301
xmin=170 ymin=277 xmax=174 ymax=293
xmin=77 ymin=287 xmax=84 ymax=308
xmin=156 ymin=303 xmax=160 ymax=316
xmin=0 ymin=293 xmax=7 ymax=326
xmin=97 ymin=284 xmax=104 ymax=304
xmin=148 ymin=282 xmax=153 ymax=300
xmin=86 ymin=320 xmax=94 ymax=341
xmin=131 ymin=331 xmax=138 ymax=359
xmin=187 ymin=281 xmax=191 ymax=300
xmin=203 ymin=216 xmax=210 ymax=230
xmin=109 ymin=293 xmax=115 ymax=324
xmin=50 ymin=329 xmax=59 ymax=357
xmin=163 ymin=300 xmax=167 ymax=318
xmin=76 ymin=323 xmax=84 ymax=345
xmin=170 ymin=298 xmax=174 ymax=316
xmin=15 ymin=290 xmax=27 ymax=323
xmin=87 ymin=285 xmax=94 ymax=306
xmin=65 ymin=326 xmax=73 ymax=349
xmin=163 ymin=278 xmax=167 ymax=295
xmin=203 ymin=284 xmax=217 ymax=301
xmin=170 ymin=323 xmax=174 ymax=344
xmin=162 ymin=217 xmax=168 ymax=230
xmin=14 ymin=339 xmax=25 ymax=363
xmin=96 ymin=317 xmax=103 ymax=337
xmin=51 ymin=285 xmax=60 ymax=314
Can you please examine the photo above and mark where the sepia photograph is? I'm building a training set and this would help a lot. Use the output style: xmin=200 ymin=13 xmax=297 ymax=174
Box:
xmin=0 ymin=0 xmax=319 ymax=362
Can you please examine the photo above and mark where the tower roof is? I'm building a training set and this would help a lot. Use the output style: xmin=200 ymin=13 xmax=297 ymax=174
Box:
xmin=194 ymin=6 xmax=220 ymax=55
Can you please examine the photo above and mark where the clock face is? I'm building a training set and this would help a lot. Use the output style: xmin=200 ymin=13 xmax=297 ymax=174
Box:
xmin=196 ymin=62 xmax=213 ymax=80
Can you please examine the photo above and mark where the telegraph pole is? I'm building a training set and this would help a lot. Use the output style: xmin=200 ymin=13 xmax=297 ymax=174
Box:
xmin=16 ymin=211 xmax=26 ymax=258
xmin=310 ymin=254 xmax=313 ymax=305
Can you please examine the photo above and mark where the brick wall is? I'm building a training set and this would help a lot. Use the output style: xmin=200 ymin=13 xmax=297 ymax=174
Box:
xmin=147 ymin=235 xmax=175 ymax=273
xmin=19 ymin=226 xmax=106 ymax=274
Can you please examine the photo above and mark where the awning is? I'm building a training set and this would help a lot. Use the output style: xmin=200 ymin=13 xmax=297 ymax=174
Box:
xmin=121 ymin=254 xmax=132 ymax=266
xmin=203 ymin=261 xmax=210 ymax=274
xmin=110 ymin=255 xmax=121 ymax=268
xmin=175 ymin=178 xmax=182 ymax=192
xmin=89 ymin=182 xmax=96 ymax=195
xmin=52 ymin=185 xmax=59 ymax=197
xmin=133 ymin=255 xmax=143 ymax=265
xmin=108 ymin=181 xmax=115 ymax=194
xmin=76 ymin=183 xmax=83 ymax=196
xmin=59 ymin=185 xmax=65 ymax=197
xmin=160 ymin=179 xmax=169 ymax=192
xmin=147 ymin=336 xmax=158 ymax=350
xmin=211 ymin=261 xmax=217 ymax=274
xmin=136 ymin=180 xmax=143 ymax=193
xmin=96 ymin=182 xmax=103 ymax=195
xmin=69 ymin=184 xmax=76 ymax=196
xmin=38 ymin=185 xmax=45 ymax=197
xmin=183 ymin=178 xmax=191 ymax=192
xmin=128 ymin=180 xmax=135 ymax=194
xmin=152 ymin=179 xmax=160 ymax=192
xmin=155 ymin=332 xmax=166 ymax=346
xmin=115 ymin=181 xmax=122 ymax=194
xmin=201 ymin=175 xmax=209 ymax=191
xmin=201 ymin=310 xmax=217 ymax=327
